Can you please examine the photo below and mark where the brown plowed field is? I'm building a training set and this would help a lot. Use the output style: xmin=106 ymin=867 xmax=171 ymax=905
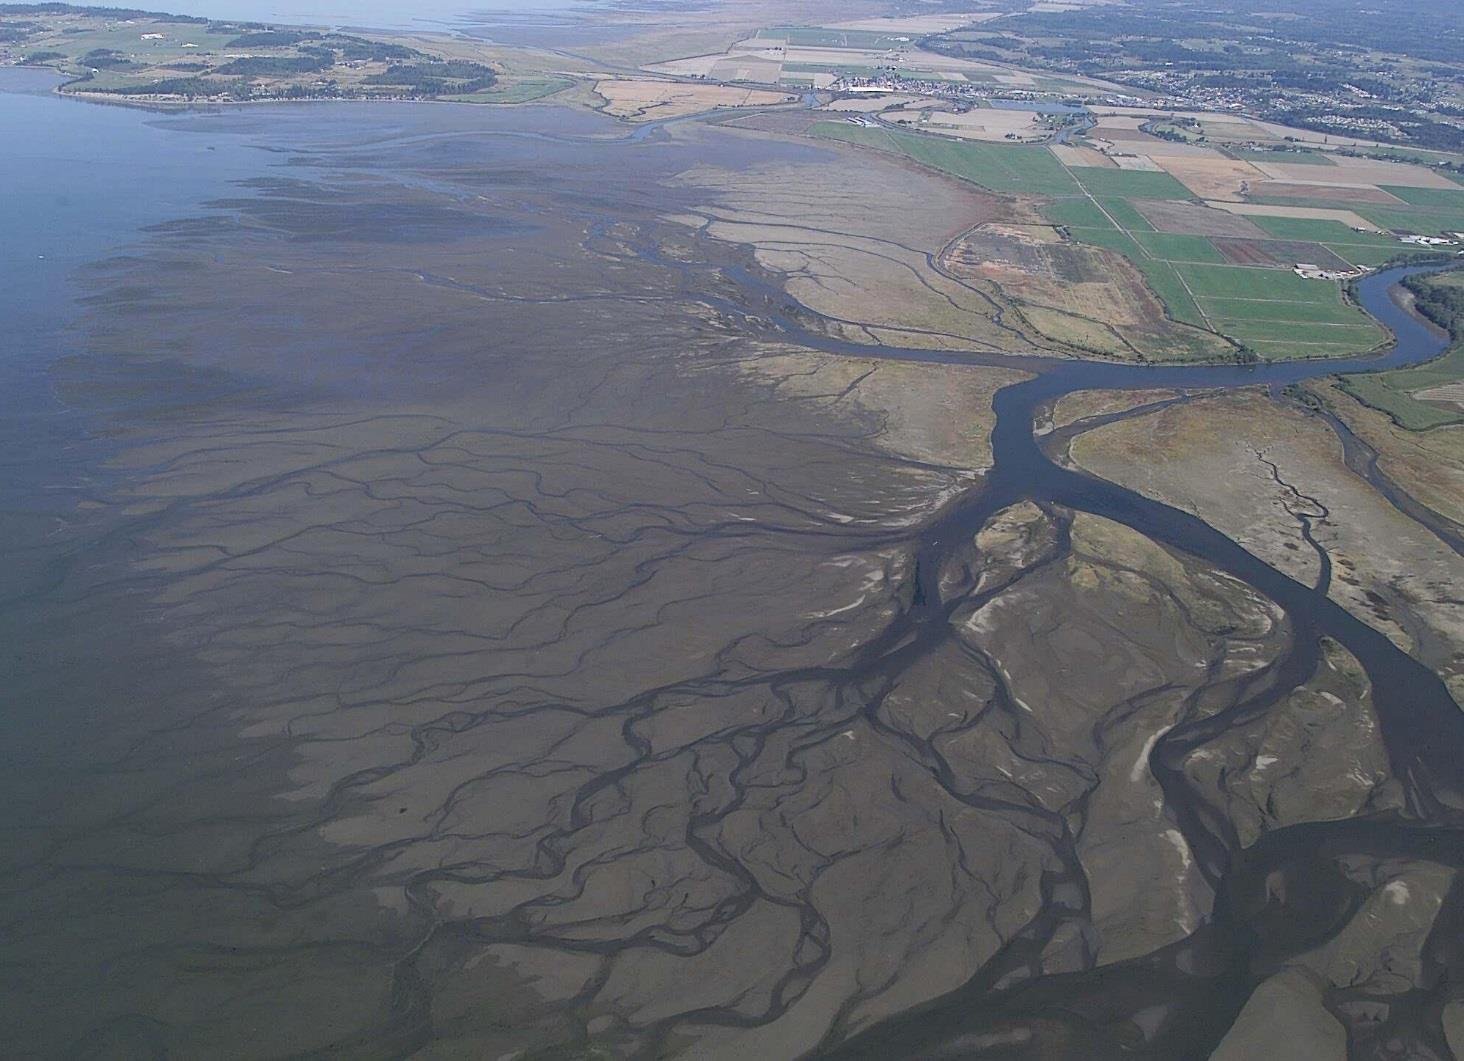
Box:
xmin=1251 ymin=181 xmax=1406 ymax=204
xmin=1157 ymin=157 xmax=1264 ymax=200
xmin=1092 ymin=127 xmax=1163 ymax=142
xmin=1134 ymin=199 xmax=1267 ymax=237
xmin=1212 ymin=238 xmax=1353 ymax=270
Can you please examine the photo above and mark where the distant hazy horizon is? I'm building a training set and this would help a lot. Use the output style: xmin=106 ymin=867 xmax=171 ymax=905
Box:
xmin=90 ymin=0 xmax=596 ymax=31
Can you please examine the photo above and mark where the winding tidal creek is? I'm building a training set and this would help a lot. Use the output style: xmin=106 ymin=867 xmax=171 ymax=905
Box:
xmin=3 ymin=68 xmax=1462 ymax=1059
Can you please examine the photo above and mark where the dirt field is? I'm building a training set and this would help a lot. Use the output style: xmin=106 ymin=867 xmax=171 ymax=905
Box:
xmin=1086 ymin=108 xmax=1395 ymax=150
xmin=1157 ymin=157 xmax=1265 ymax=200
xmin=1111 ymin=154 xmax=1163 ymax=171
xmin=1135 ymin=199 xmax=1269 ymax=237
xmin=708 ymin=57 xmax=783 ymax=82
xmin=1139 ymin=143 xmax=1229 ymax=159
xmin=886 ymin=107 xmax=1046 ymax=142
xmin=1090 ymin=115 xmax=1147 ymax=130
xmin=595 ymin=79 xmax=795 ymax=120
xmin=1051 ymin=144 xmax=1117 ymax=168
xmin=1091 ymin=127 xmax=1164 ymax=143
xmin=1213 ymin=238 xmax=1354 ymax=270
xmin=1415 ymin=383 xmax=1464 ymax=410
xmin=647 ymin=34 xmax=1048 ymax=90
xmin=1201 ymin=119 xmax=1281 ymax=141
xmin=1255 ymin=158 xmax=1461 ymax=189
xmin=1207 ymin=201 xmax=1385 ymax=232
xmin=1250 ymin=181 xmax=1407 ymax=205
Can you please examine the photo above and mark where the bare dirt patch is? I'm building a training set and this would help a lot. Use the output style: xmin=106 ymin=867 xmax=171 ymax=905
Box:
xmin=1135 ymin=199 xmax=1268 ymax=238
xmin=595 ymin=78 xmax=795 ymax=121
xmin=1207 ymin=201 xmax=1384 ymax=231
xmin=886 ymin=107 xmax=1046 ymax=142
xmin=1251 ymin=181 xmax=1406 ymax=205
xmin=1414 ymin=383 xmax=1464 ymax=410
xmin=1213 ymin=239 xmax=1353 ymax=270
xmin=1157 ymin=157 xmax=1265 ymax=201
xmin=1051 ymin=144 xmax=1116 ymax=168
xmin=1091 ymin=127 xmax=1164 ymax=143
xmin=1256 ymin=158 xmax=1461 ymax=189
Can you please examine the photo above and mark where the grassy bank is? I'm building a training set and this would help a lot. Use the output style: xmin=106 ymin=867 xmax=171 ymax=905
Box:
xmin=1339 ymin=268 xmax=1464 ymax=430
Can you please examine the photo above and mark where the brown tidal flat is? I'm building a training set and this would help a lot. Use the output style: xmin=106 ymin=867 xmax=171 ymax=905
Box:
xmin=6 ymin=100 xmax=1464 ymax=1061
xmin=1065 ymin=388 xmax=1464 ymax=696
xmin=8 ymin=110 xmax=1046 ymax=1057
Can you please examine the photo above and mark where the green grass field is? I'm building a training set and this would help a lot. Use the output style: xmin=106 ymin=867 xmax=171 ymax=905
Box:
xmin=1041 ymin=197 xmax=1113 ymax=228
xmin=1130 ymin=232 xmax=1225 ymax=263
xmin=1062 ymin=225 xmax=1208 ymax=326
xmin=1066 ymin=166 xmax=1193 ymax=200
xmin=1247 ymin=216 xmax=1397 ymax=245
xmin=1378 ymin=186 xmax=1464 ymax=210
xmin=783 ymin=63 xmax=890 ymax=77
xmin=1214 ymin=320 xmax=1381 ymax=347
xmin=1341 ymin=350 xmax=1464 ymax=429
xmin=1327 ymin=243 xmax=1439 ymax=268
xmin=1363 ymin=205 xmax=1464 ymax=234
xmin=1175 ymin=263 xmax=1340 ymax=302
xmin=813 ymin=122 xmax=1079 ymax=196
xmin=1092 ymin=196 xmax=1156 ymax=232
xmin=1339 ymin=271 xmax=1464 ymax=429
xmin=1200 ymin=297 xmax=1372 ymax=325
xmin=1237 ymin=198 xmax=1464 ymax=235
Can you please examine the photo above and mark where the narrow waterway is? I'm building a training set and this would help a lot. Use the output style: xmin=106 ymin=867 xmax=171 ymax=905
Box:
xmin=619 ymin=192 xmax=1464 ymax=1054
xmin=800 ymin=266 xmax=1464 ymax=1057
xmin=3 ymin=63 xmax=1461 ymax=1054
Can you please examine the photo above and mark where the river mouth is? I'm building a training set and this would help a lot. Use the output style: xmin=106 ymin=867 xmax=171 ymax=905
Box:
xmin=3 ymin=71 xmax=1463 ymax=1059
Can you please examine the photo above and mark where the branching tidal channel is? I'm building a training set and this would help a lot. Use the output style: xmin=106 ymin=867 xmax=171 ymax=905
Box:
xmin=4 ymin=92 xmax=1464 ymax=1059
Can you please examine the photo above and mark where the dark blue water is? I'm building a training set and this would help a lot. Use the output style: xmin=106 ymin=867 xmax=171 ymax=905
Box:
xmin=0 ymin=69 xmax=273 ymax=602
xmin=0 ymin=70 xmax=617 ymax=600
xmin=0 ymin=69 xmax=263 ymax=353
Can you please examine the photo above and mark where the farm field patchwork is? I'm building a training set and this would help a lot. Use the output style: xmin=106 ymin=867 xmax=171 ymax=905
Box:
xmin=817 ymin=130 xmax=1458 ymax=357
xmin=1041 ymin=197 xmax=1397 ymax=356
xmin=749 ymin=19 xmax=1464 ymax=362
xmin=647 ymin=24 xmax=1053 ymax=91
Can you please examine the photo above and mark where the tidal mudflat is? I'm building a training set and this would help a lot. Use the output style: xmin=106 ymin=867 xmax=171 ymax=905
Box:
xmin=5 ymin=71 xmax=1464 ymax=1061
xmin=4 ymin=90 xmax=1039 ymax=1057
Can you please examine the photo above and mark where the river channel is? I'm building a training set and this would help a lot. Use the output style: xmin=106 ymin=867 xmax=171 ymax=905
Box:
xmin=3 ymin=65 xmax=1462 ymax=1056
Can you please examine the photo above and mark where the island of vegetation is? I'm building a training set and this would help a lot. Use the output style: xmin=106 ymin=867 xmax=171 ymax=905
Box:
xmin=0 ymin=3 xmax=500 ymax=101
